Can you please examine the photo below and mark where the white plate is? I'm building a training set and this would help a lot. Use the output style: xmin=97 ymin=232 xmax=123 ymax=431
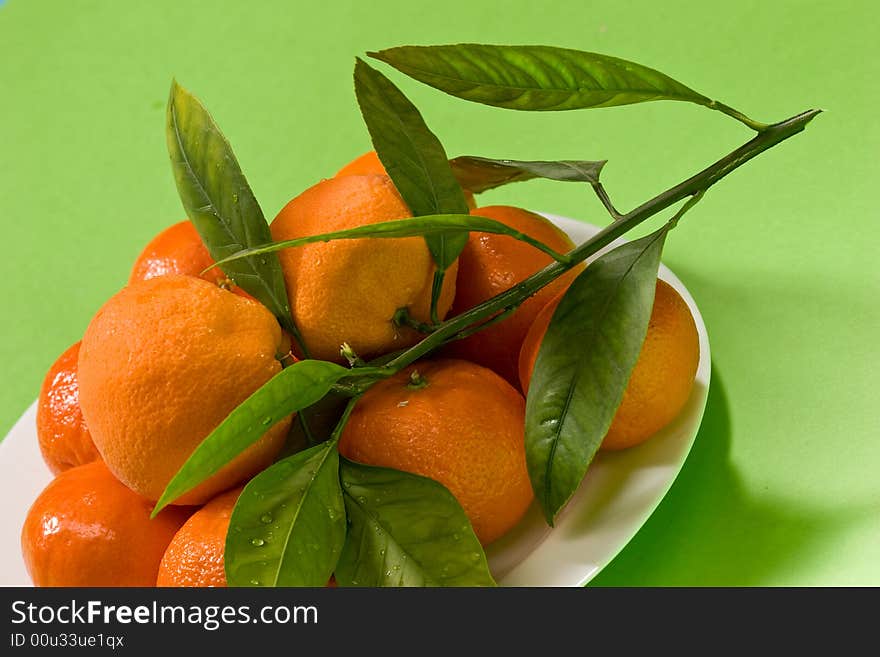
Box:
xmin=0 ymin=214 xmax=710 ymax=587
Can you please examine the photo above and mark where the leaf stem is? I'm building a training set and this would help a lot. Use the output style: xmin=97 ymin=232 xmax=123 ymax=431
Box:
xmin=330 ymin=396 xmax=361 ymax=442
xmin=708 ymin=100 xmax=771 ymax=132
xmin=375 ymin=108 xmax=820 ymax=377
xmin=668 ymin=191 xmax=705 ymax=229
xmin=591 ymin=182 xmax=622 ymax=220
xmin=297 ymin=411 xmax=317 ymax=447
xmin=429 ymin=270 xmax=444 ymax=325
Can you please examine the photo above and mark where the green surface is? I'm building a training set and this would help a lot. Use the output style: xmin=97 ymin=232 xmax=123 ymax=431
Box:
xmin=1 ymin=0 xmax=877 ymax=586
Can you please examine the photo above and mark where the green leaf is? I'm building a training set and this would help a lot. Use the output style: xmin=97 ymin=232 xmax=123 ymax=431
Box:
xmin=225 ymin=440 xmax=346 ymax=587
xmin=153 ymin=360 xmax=350 ymax=514
xmin=212 ymin=213 xmax=570 ymax=269
xmin=353 ymin=58 xmax=469 ymax=271
xmin=335 ymin=459 xmax=496 ymax=587
xmin=370 ymin=44 xmax=712 ymax=112
xmin=450 ymin=156 xmax=607 ymax=194
xmin=525 ymin=225 xmax=669 ymax=524
xmin=166 ymin=80 xmax=297 ymax=335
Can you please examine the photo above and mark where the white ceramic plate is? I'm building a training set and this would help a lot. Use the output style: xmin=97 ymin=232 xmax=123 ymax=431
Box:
xmin=0 ymin=214 xmax=710 ymax=587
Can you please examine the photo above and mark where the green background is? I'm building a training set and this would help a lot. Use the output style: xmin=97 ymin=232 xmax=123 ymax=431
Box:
xmin=1 ymin=0 xmax=877 ymax=585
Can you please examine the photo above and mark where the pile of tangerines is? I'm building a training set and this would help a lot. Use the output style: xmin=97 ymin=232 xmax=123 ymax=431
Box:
xmin=22 ymin=150 xmax=698 ymax=587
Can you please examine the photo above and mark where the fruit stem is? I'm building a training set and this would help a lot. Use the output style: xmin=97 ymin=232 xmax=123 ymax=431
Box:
xmin=392 ymin=307 xmax=438 ymax=334
xmin=340 ymin=342 xmax=367 ymax=367
xmin=406 ymin=370 xmax=429 ymax=390
xmin=377 ymin=108 xmax=821 ymax=376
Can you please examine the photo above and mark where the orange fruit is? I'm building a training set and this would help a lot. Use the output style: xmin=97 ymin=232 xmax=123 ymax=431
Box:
xmin=519 ymin=279 xmax=700 ymax=450
xmin=78 ymin=274 xmax=291 ymax=504
xmin=518 ymin=290 xmax=564 ymax=396
xmin=335 ymin=150 xmax=390 ymax=177
xmin=129 ymin=220 xmax=251 ymax=298
xmin=21 ymin=461 xmax=190 ymax=586
xmin=36 ymin=341 xmax=101 ymax=474
xmin=444 ymin=205 xmax=580 ymax=387
xmin=157 ymin=487 xmax=241 ymax=587
xmin=270 ymin=174 xmax=457 ymax=362
xmin=339 ymin=359 xmax=533 ymax=545
xmin=335 ymin=150 xmax=477 ymax=209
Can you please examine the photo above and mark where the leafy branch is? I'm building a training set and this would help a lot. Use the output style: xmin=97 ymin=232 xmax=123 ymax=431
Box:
xmin=369 ymin=109 xmax=820 ymax=380
xmin=160 ymin=105 xmax=817 ymax=514
xmin=160 ymin=105 xmax=818 ymax=572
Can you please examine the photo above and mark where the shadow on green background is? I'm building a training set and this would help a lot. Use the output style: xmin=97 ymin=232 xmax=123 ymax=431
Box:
xmin=591 ymin=365 xmax=870 ymax=586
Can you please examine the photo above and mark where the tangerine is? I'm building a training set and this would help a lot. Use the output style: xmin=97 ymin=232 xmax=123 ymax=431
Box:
xmin=78 ymin=274 xmax=291 ymax=504
xmin=21 ymin=461 xmax=190 ymax=586
xmin=519 ymin=279 xmax=700 ymax=450
xmin=270 ymin=174 xmax=457 ymax=362
xmin=336 ymin=150 xmax=476 ymax=209
xmin=36 ymin=341 xmax=100 ymax=474
xmin=444 ymin=205 xmax=580 ymax=387
xmin=339 ymin=358 xmax=532 ymax=545
xmin=157 ymin=487 xmax=241 ymax=587
xmin=129 ymin=220 xmax=250 ymax=298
